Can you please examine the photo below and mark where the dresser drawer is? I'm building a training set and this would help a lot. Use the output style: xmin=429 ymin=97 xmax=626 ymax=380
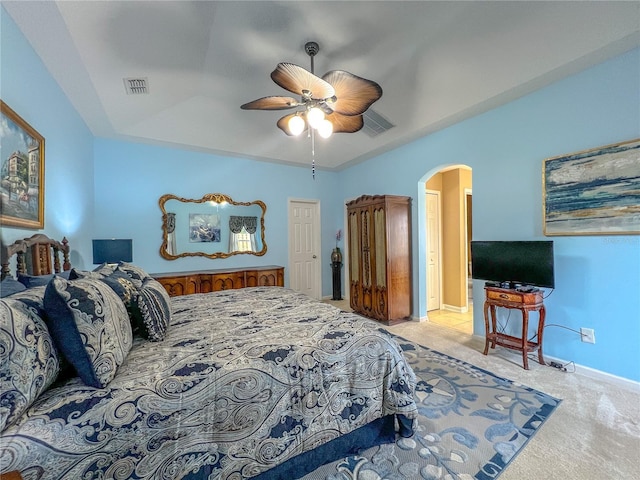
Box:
xmin=487 ymin=290 xmax=524 ymax=303
xmin=210 ymin=272 xmax=245 ymax=291
xmin=155 ymin=275 xmax=199 ymax=297
xmin=485 ymin=287 xmax=543 ymax=305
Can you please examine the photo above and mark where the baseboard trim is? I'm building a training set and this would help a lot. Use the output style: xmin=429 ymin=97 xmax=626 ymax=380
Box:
xmin=471 ymin=332 xmax=640 ymax=392
xmin=544 ymin=353 xmax=640 ymax=393
xmin=442 ymin=303 xmax=469 ymax=314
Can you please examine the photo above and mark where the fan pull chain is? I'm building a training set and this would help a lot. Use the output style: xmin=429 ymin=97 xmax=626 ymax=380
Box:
xmin=311 ymin=129 xmax=316 ymax=179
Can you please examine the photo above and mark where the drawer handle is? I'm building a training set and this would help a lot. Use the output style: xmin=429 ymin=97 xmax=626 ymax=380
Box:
xmin=499 ymin=294 xmax=509 ymax=299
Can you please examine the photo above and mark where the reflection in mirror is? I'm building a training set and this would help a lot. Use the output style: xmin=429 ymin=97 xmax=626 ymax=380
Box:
xmin=159 ymin=193 xmax=267 ymax=260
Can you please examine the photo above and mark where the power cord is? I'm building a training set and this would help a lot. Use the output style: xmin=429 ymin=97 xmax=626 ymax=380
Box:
xmin=536 ymin=324 xmax=581 ymax=372
xmin=495 ymin=310 xmax=511 ymax=334
xmin=547 ymin=359 xmax=576 ymax=373
xmin=525 ymin=354 xmax=575 ymax=372
xmin=493 ymin=306 xmax=579 ymax=373
xmin=544 ymin=323 xmax=582 ymax=336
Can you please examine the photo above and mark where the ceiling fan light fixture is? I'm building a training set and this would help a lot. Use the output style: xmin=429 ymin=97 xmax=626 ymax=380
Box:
xmin=307 ymin=107 xmax=325 ymax=129
xmin=317 ymin=119 xmax=333 ymax=139
xmin=288 ymin=114 xmax=305 ymax=136
xmin=241 ymin=40 xmax=382 ymax=176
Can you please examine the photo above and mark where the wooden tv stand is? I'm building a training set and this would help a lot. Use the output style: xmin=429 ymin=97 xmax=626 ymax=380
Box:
xmin=483 ymin=285 xmax=546 ymax=370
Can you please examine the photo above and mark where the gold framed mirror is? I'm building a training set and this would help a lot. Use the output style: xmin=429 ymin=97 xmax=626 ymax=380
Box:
xmin=159 ymin=193 xmax=267 ymax=260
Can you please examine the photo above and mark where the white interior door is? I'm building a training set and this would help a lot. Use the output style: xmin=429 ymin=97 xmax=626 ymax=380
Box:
xmin=288 ymin=199 xmax=321 ymax=299
xmin=426 ymin=190 xmax=442 ymax=311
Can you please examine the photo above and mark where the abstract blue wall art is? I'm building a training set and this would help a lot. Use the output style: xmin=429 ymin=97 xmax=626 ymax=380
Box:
xmin=543 ymin=139 xmax=640 ymax=235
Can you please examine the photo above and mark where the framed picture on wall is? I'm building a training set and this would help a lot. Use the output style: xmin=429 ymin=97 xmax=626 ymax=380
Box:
xmin=543 ymin=138 xmax=640 ymax=236
xmin=0 ymin=100 xmax=45 ymax=229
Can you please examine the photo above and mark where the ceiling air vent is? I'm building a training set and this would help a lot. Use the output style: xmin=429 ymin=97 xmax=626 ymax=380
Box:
xmin=123 ymin=77 xmax=149 ymax=95
xmin=362 ymin=108 xmax=394 ymax=137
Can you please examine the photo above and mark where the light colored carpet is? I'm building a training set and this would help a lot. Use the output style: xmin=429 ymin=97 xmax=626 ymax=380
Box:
xmin=324 ymin=299 xmax=640 ymax=480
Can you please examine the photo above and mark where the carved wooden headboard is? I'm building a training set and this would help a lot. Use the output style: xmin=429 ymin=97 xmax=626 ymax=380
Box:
xmin=1 ymin=234 xmax=71 ymax=280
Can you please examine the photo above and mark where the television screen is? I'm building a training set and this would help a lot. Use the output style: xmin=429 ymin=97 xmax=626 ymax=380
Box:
xmin=471 ymin=241 xmax=555 ymax=288
xmin=92 ymin=239 xmax=133 ymax=264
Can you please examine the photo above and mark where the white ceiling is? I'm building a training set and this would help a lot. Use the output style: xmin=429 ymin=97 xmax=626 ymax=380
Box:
xmin=4 ymin=1 xmax=639 ymax=171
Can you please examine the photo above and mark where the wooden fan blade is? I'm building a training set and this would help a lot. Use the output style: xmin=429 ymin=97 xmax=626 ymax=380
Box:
xmin=277 ymin=113 xmax=308 ymax=136
xmin=272 ymin=63 xmax=335 ymax=99
xmin=326 ymin=112 xmax=364 ymax=134
xmin=322 ymin=70 xmax=382 ymax=116
xmin=240 ymin=96 xmax=299 ymax=110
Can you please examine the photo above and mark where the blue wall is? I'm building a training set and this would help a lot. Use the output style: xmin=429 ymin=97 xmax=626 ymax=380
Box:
xmin=1 ymin=7 xmax=95 ymax=267
xmin=93 ymin=138 xmax=342 ymax=294
xmin=340 ymin=48 xmax=640 ymax=381
xmin=3 ymin=7 xmax=639 ymax=382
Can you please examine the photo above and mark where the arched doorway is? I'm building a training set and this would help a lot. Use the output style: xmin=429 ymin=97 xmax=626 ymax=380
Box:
xmin=417 ymin=165 xmax=473 ymax=333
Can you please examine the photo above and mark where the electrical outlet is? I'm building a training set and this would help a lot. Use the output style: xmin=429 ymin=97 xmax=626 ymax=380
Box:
xmin=581 ymin=327 xmax=595 ymax=344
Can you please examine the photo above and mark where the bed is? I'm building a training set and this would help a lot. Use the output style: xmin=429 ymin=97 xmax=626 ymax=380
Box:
xmin=0 ymin=235 xmax=417 ymax=479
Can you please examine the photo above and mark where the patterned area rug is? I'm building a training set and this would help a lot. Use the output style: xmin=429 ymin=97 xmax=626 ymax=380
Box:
xmin=302 ymin=335 xmax=561 ymax=480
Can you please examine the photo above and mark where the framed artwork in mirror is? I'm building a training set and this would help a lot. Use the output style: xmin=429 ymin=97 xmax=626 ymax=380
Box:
xmin=189 ymin=214 xmax=221 ymax=243
xmin=0 ymin=100 xmax=45 ymax=229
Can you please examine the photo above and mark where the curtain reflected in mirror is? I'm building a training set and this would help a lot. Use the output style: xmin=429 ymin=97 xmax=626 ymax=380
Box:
xmin=166 ymin=213 xmax=177 ymax=255
xmin=229 ymin=216 xmax=258 ymax=252
xmin=159 ymin=193 xmax=267 ymax=260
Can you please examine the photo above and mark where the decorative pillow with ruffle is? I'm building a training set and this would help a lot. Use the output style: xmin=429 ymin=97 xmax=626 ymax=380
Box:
xmin=131 ymin=278 xmax=172 ymax=341
xmin=0 ymin=298 xmax=60 ymax=431
xmin=117 ymin=262 xmax=151 ymax=283
xmin=100 ymin=268 xmax=141 ymax=333
xmin=43 ymin=276 xmax=132 ymax=388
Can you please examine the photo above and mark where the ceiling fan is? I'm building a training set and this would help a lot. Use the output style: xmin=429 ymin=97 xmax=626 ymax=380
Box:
xmin=240 ymin=41 xmax=383 ymax=139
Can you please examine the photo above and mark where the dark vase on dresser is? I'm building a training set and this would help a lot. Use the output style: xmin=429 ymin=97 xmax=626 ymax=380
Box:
xmin=331 ymin=247 xmax=343 ymax=300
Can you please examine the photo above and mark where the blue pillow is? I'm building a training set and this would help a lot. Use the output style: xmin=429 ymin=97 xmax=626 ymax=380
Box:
xmin=92 ymin=263 xmax=116 ymax=276
xmin=2 ymin=286 xmax=47 ymax=317
xmin=16 ymin=271 xmax=71 ymax=288
xmin=69 ymin=268 xmax=107 ymax=280
xmin=0 ymin=298 xmax=61 ymax=431
xmin=17 ymin=273 xmax=54 ymax=288
xmin=131 ymin=278 xmax=172 ymax=341
xmin=43 ymin=276 xmax=133 ymax=388
xmin=0 ymin=277 xmax=27 ymax=297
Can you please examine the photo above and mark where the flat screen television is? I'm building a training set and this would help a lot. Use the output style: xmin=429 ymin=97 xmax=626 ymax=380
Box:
xmin=92 ymin=239 xmax=133 ymax=264
xmin=470 ymin=240 xmax=555 ymax=289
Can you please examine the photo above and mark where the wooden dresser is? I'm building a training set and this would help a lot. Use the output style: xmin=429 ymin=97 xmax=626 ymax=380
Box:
xmin=152 ymin=266 xmax=284 ymax=297
xmin=347 ymin=195 xmax=412 ymax=324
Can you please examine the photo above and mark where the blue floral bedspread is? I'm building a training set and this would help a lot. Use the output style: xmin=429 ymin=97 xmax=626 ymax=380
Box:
xmin=1 ymin=287 xmax=417 ymax=479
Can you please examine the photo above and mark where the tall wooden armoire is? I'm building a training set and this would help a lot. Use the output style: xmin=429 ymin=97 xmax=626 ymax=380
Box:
xmin=346 ymin=195 xmax=412 ymax=324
